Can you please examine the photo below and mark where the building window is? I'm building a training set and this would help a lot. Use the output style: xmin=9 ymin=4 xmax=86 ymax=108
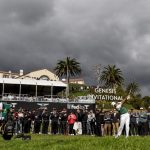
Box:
xmin=3 ymin=75 xmax=9 ymax=78
xmin=39 ymin=75 xmax=50 ymax=80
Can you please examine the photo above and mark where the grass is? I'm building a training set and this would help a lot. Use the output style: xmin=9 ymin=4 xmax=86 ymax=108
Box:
xmin=0 ymin=135 xmax=150 ymax=150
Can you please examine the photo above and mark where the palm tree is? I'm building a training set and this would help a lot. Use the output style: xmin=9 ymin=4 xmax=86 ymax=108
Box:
xmin=127 ymin=82 xmax=140 ymax=96
xmin=54 ymin=57 xmax=81 ymax=98
xmin=100 ymin=65 xmax=124 ymax=88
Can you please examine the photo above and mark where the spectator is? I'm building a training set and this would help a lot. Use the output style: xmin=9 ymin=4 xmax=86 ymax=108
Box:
xmin=87 ymin=110 xmax=95 ymax=136
xmin=17 ymin=109 xmax=24 ymax=134
xmin=23 ymin=110 xmax=31 ymax=133
xmin=130 ymin=109 xmax=139 ymax=136
xmin=139 ymin=107 xmax=148 ymax=136
xmin=50 ymin=108 xmax=59 ymax=134
xmin=42 ymin=108 xmax=49 ymax=134
xmin=111 ymin=109 xmax=120 ymax=136
xmin=82 ymin=110 xmax=88 ymax=135
xmin=34 ymin=109 xmax=42 ymax=134
xmin=76 ymin=109 xmax=83 ymax=135
xmin=95 ymin=110 xmax=101 ymax=136
xmin=60 ymin=108 xmax=68 ymax=135
xmin=67 ymin=112 xmax=76 ymax=135
xmin=104 ymin=111 xmax=112 ymax=136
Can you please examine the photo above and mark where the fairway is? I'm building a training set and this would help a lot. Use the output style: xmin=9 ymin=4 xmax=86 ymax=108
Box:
xmin=0 ymin=135 xmax=150 ymax=150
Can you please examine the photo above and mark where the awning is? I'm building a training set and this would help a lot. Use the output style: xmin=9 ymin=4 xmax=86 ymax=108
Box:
xmin=0 ymin=78 xmax=67 ymax=87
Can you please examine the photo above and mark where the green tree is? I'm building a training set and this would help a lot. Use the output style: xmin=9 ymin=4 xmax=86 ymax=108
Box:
xmin=100 ymin=65 xmax=124 ymax=88
xmin=126 ymin=82 xmax=141 ymax=107
xmin=126 ymin=82 xmax=140 ymax=95
xmin=142 ymin=96 xmax=150 ymax=109
xmin=130 ymin=94 xmax=143 ymax=109
xmin=54 ymin=57 xmax=81 ymax=98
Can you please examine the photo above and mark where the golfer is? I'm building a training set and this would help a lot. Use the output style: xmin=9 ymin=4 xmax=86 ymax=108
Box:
xmin=111 ymin=94 xmax=130 ymax=138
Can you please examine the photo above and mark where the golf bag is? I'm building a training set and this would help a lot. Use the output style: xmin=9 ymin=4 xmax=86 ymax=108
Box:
xmin=2 ymin=120 xmax=14 ymax=140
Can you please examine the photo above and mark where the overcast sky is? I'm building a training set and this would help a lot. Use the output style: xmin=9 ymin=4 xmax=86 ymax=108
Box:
xmin=0 ymin=0 xmax=150 ymax=96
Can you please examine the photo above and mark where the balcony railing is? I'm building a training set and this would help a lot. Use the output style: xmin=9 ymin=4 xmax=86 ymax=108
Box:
xmin=0 ymin=93 xmax=95 ymax=103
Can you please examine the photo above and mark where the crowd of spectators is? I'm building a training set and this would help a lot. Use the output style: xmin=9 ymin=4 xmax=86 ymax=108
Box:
xmin=1 ymin=107 xmax=150 ymax=137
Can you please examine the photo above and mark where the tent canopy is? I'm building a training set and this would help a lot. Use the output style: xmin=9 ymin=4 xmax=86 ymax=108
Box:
xmin=0 ymin=78 xmax=67 ymax=87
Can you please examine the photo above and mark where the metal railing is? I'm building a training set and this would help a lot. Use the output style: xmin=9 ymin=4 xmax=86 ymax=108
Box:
xmin=1 ymin=93 xmax=95 ymax=103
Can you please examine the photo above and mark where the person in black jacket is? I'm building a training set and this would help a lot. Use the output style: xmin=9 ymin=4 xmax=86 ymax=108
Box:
xmin=50 ymin=108 xmax=59 ymax=134
xmin=42 ymin=108 xmax=49 ymax=134
xmin=34 ymin=109 xmax=42 ymax=134
xmin=60 ymin=108 xmax=68 ymax=135
xmin=82 ymin=110 xmax=88 ymax=135
xmin=23 ymin=110 xmax=31 ymax=133
xmin=95 ymin=110 xmax=101 ymax=136
xmin=99 ymin=109 xmax=105 ymax=136
xmin=130 ymin=109 xmax=139 ymax=136
xmin=76 ymin=109 xmax=83 ymax=135
xmin=111 ymin=109 xmax=120 ymax=136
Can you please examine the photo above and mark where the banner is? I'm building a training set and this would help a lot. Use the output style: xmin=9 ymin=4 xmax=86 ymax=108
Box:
xmin=0 ymin=101 xmax=95 ymax=112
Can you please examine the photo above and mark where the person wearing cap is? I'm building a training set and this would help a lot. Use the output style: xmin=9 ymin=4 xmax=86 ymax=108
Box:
xmin=139 ymin=107 xmax=148 ymax=136
xmin=111 ymin=94 xmax=130 ymax=138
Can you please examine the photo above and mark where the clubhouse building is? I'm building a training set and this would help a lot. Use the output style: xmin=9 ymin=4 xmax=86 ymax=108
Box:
xmin=0 ymin=69 xmax=95 ymax=110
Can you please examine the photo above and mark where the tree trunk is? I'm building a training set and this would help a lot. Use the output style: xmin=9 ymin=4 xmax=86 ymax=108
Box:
xmin=66 ymin=64 xmax=69 ymax=98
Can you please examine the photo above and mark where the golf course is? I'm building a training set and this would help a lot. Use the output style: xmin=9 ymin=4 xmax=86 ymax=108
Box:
xmin=0 ymin=135 xmax=150 ymax=150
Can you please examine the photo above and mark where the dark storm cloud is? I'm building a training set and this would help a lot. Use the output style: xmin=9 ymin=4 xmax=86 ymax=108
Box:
xmin=0 ymin=0 xmax=54 ymax=25
xmin=0 ymin=0 xmax=150 ymax=96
